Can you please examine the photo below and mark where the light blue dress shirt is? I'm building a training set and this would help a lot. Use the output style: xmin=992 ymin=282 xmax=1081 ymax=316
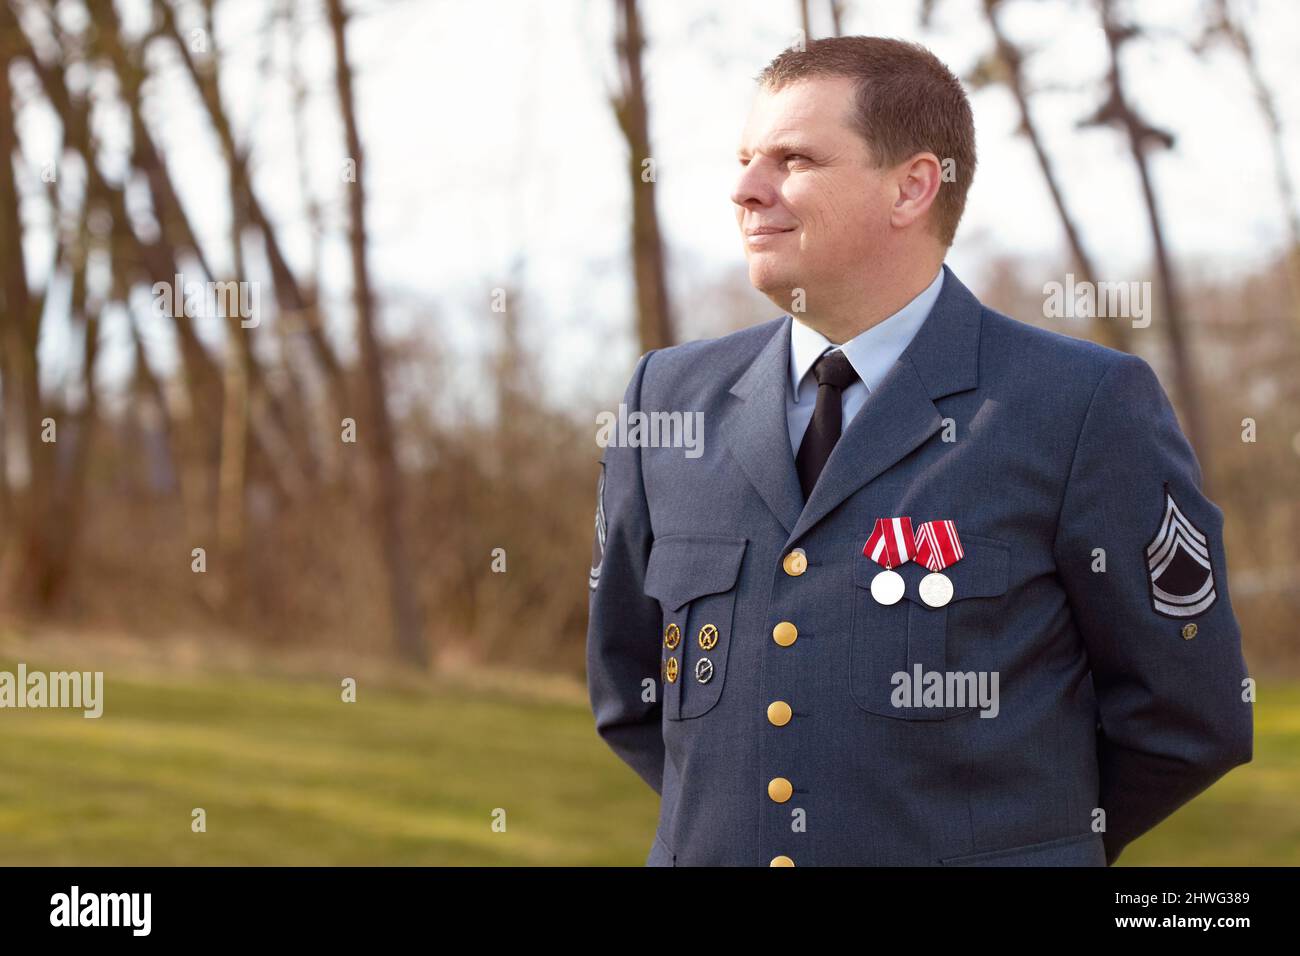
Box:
xmin=786 ymin=267 xmax=944 ymax=455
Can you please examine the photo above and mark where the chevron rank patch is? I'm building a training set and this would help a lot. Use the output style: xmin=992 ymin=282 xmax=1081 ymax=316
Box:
xmin=1145 ymin=483 xmax=1217 ymax=619
xmin=589 ymin=462 xmax=607 ymax=591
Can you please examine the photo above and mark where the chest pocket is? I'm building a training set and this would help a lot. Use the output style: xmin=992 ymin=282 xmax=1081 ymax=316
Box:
xmin=644 ymin=534 xmax=748 ymax=720
xmin=849 ymin=533 xmax=1010 ymax=720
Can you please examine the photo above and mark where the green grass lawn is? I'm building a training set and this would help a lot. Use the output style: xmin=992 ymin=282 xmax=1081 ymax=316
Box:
xmin=0 ymin=657 xmax=1295 ymax=865
xmin=0 ymin=659 xmax=656 ymax=865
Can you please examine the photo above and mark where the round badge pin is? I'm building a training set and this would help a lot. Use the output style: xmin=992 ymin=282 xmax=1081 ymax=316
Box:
xmin=870 ymin=568 xmax=905 ymax=605
xmin=918 ymin=571 xmax=953 ymax=607
xmin=697 ymin=624 xmax=719 ymax=651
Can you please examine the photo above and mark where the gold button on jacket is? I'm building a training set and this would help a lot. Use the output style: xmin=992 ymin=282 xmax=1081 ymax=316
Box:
xmin=767 ymin=776 xmax=793 ymax=803
xmin=767 ymin=700 xmax=792 ymax=726
xmin=772 ymin=621 xmax=798 ymax=646
xmin=782 ymin=550 xmax=807 ymax=576
xmin=770 ymin=855 xmax=795 ymax=867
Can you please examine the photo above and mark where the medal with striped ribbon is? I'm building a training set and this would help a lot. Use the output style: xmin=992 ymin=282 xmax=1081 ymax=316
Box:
xmin=862 ymin=517 xmax=915 ymax=605
xmin=913 ymin=519 xmax=963 ymax=607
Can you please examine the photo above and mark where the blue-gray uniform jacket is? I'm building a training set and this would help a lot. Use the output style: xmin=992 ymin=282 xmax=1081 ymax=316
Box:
xmin=585 ymin=265 xmax=1252 ymax=866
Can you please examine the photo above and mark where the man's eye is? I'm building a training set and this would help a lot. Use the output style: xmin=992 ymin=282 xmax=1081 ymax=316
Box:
xmin=785 ymin=154 xmax=810 ymax=165
xmin=738 ymin=156 xmax=751 ymax=167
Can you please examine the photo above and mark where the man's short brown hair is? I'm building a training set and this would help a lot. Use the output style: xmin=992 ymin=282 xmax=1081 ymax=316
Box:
xmin=758 ymin=36 xmax=976 ymax=247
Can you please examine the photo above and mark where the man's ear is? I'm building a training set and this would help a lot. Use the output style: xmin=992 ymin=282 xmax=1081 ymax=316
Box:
xmin=890 ymin=152 xmax=943 ymax=231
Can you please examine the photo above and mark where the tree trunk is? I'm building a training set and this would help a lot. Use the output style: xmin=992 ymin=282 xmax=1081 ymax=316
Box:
xmin=0 ymin=12 xmax=55 ymax=608
xmin=1093 ymin=0 xmax=1209 ymax=477
xmin=325 ymin=0 xmax=428 ymax=667
xmin=984 ymin=0 xmax=1129 ymax=352
xmin=1209 ymin=0 xmax=1300 ymax=339
xmin=612 ymin=0 xmax=674 ymax=352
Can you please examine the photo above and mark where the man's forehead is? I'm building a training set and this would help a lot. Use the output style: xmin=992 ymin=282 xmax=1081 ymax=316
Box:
xmin=739 ymin=77 xmax=857 ymax=148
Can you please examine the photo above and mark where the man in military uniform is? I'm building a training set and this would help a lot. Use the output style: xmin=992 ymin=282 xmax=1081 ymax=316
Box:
xmin=585 ymin=36 xmax=1251 ymax=866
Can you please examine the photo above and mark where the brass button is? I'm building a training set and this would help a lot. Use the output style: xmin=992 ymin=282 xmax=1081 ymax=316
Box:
xmin=664 ymin=657 xmax=678 ymax=683
xmin=782 ymin=549 xmax=807 ymax=576
xmin=664 ymin=623 xmax=680 ymax=649
xmin=1182 ymin=622 xmax=1198 ymax=640
xmin=770 ymin=855 xmax=795 ymax=867
xmin=767 ymin=701 xmax=792 ymax=727
xmin=772 ymin=621 xmax=798 ymax=646
xmin=767 ymin=776 xmax=793 ymax=803
xmin=698 ymin=624 xmax=719 ymax=650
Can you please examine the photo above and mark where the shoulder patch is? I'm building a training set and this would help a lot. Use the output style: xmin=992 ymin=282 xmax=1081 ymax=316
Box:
xmin=1145 ymin=483 xmax=1217 ymax=618
xmin=589 ymin=462 xmax=607 ymax=591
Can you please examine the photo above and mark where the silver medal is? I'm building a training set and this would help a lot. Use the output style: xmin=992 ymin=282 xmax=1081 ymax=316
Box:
xmin=919 ymin=572 xmax=953 ymax=607
xmin=870 ymin=568 xmax=905 ymax=605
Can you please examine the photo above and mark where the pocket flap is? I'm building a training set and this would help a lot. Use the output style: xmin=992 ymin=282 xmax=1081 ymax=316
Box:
xmin=854 ymin=534 xmax=1009 ymax=602
xmin=644 ymin=535 xmax=748 ymax=611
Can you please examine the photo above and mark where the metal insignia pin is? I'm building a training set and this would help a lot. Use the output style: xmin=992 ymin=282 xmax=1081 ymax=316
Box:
xmin=695 ymin=657 xmax=714 ymax=684
xmin=664 ymin=623 xmax=681 ymax=649
xmin=698 ymin=624 xmax=719 ymax=650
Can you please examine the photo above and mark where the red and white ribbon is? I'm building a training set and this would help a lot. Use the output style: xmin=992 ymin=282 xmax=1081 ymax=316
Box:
xmin=913 ymin=519 xmax=963 ymax=572
xmin=862 ymin=517 xmax=916 ymax=569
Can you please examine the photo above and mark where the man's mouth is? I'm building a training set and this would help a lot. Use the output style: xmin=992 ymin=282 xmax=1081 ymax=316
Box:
xmin=745 ymin=226 xmax=796 ymax=246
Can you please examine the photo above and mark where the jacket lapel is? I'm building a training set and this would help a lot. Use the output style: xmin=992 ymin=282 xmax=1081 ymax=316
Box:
xmin=786 ymin=265 xmax=984 ymax=546
xmin=725 ymin=315 xmax=804 ymax=535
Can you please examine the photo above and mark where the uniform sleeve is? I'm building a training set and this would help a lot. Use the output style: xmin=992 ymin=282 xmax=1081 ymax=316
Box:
xmin=1053 ymin=352 xmax=1253 ymax=865
xmin=586 ymin=349 xmax=665 ymax=795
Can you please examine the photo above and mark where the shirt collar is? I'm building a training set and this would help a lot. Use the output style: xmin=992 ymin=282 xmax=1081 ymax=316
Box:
xmin=789 ymin=266 xmax=944 ymax=399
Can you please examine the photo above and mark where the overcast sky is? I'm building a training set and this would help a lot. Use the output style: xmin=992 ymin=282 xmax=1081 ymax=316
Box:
xmin=14 ymin=0 xmax=1300 ymax=413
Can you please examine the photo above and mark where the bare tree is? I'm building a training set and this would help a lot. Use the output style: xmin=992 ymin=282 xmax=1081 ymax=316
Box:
xmin=40 ymin=189 xmax=114 ymax=606
xmin=611 ymin=0 xmax=674 ymax=351
xmin=146 ymin=4 xmax=310 ymax=475
xmin=1196 ymin=0 xmax=1300 ymax=335
xmin=325 ymin=0 xmax=428 ymax=667
xmin=0 ymin=3 xmax=51 ymax=606
xmin=794 ymin=0 xmax=848 ymax=40
xmin=1084 ymin=0 xmax=1209 ymax=471
xmin=972 ymin=0 xmax=1129 ymax=352
xmin=829 ymin=0 xmax=845 ymax=37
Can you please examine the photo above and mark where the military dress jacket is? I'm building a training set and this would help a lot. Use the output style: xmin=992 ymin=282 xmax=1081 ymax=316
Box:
xmin=585 ymin=265 xmax=1252 ymax=866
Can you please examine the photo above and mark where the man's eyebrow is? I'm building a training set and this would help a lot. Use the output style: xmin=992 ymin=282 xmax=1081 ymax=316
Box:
xmin=737 ymin=140 xmax=817 ymax=158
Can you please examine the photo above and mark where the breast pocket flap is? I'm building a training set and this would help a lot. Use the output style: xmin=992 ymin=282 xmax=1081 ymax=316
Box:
xmin=922 ymin=535 xmax=1010 ymax=602
xmin=644 ymin=535 xmax=748 ymax=611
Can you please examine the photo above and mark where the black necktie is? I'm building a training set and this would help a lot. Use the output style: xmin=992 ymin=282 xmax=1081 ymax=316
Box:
xmin=795 ymin=348 xmax=859 ymax=500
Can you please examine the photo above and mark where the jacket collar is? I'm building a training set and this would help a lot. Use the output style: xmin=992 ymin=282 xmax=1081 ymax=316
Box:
xmin=726 ymin=263 xmax=983 ymax=545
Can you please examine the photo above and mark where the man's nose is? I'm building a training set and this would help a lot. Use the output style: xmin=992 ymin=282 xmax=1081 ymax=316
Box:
xmin=731 ymin=160 xmax=775 ymax=210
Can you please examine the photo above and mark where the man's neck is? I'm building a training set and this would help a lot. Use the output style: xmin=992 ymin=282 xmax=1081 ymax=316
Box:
xmin=786 ymin=258 xmax=943 ymax=345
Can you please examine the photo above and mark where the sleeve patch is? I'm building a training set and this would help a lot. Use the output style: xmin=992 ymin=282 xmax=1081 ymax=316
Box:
xmin=1145 ymin=483 xmax=1217 ymax=619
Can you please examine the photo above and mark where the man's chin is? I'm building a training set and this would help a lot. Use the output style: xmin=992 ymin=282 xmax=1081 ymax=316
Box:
xmin=749 ymin=262 xmax=799 ymax=306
